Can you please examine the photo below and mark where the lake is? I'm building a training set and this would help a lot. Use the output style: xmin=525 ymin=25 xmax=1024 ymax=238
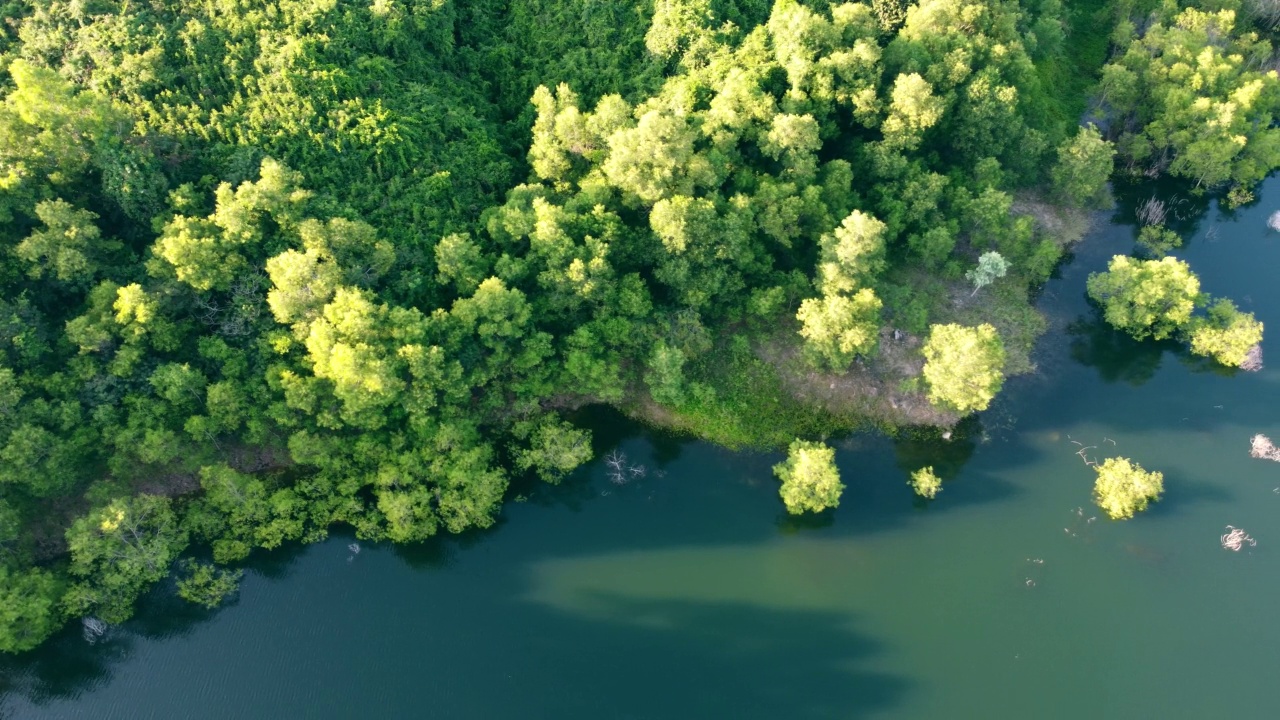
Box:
xmin=3 ymin=180 xmax=1279 ymax=719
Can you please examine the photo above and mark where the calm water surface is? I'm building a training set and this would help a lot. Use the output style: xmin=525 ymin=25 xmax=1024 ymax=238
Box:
xmin=4 ymin=182 xmax=1280 ymax=719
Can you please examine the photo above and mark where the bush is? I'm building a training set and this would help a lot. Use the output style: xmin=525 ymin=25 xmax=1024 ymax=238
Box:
xmin=909 ymin=466 xmax=942 ymax=499
xmin=176 ymin=560 xmax=243 ymax=610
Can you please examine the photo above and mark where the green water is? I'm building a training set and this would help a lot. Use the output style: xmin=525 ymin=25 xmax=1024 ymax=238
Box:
xmin=4 ymin=183 xmax=1280 ymax=719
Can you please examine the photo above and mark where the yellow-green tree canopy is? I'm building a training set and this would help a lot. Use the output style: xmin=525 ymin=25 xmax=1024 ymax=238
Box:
xmin=921 ymin=323 xmax=1006 ymax=414
xmin=773 ymin=439 xmax=843 ymax=514
xmin=1186 ymin=299 xmax=1264 ymax=368
xmin=1093 ymin=457 xmax=1163 ymax=520
xmin=1099 ymin=7 xmax=1280 ymax=195
xmin=909 ymin=466 xmax=942 ymax=499
xmin=1086 ymin=256 xmax=1202 ymax=341
xmin=797 ymin=288 xmax=883 ymax=370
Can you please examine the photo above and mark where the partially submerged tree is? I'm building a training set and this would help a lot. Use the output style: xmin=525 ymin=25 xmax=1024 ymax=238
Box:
xmin=909 ymin=466 xmax=942 ymax=499
xmin=1086 ymin=256 xmax=1202 ymax=340
xmin=1092 ymin=457 xmax=1163 ymax=520
xmin=921 ymin=323 xmax=1006 ymax=414
xmin=176 ymin=560 xmax=243 ymax=609
xmin=1135 ymin=225 xmax=1182 ymax=258
xmin=1099 ymin=7 xmax=1280 ymax=198
xmin=63 ymin=495 xmax=188 ymax=623
xmin=773 ymin=440 xmax=844 ymax=515
xmin=1186 ymin=299 xmax=1264 ymax=368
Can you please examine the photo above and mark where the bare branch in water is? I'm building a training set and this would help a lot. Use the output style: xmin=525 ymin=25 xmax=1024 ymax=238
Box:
xmin=1240 ymin=344 xmax=1263 ymax=372
xmin=1250 ymin=434 xmax=1280 ymax=462
xmin=1221 ymin=526 xmax=1256 ymax=551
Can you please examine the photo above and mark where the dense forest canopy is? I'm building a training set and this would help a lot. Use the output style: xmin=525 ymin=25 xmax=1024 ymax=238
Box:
xmin=0 ymin=0 xmax=1275 ymax=652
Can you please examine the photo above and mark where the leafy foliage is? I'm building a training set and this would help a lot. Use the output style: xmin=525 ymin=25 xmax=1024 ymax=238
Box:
xmin=0 ymin=0 xmax=1272 ymax=652
xmin=966 ymin=251 xmax=1010 ymax=297
xmin=176 ymin=560 xmax=243 ymax=609
xmin=773 ymin=439 xmax=844 ymax=514
xmin=1186 ymin=298 xmax=1264 ymax=368
xmin=1100 ymin=5 xmax=1280 ymax=196
xmin=908 ymin=466 xmax=942 ymax=499
xmin=921 ymin=323 xmax=1007 ymax=414
xmin=1086 ymin=256 xmax=1202 ymax=341
xmin=1092 ymin=457 xmax=1163 ymax=520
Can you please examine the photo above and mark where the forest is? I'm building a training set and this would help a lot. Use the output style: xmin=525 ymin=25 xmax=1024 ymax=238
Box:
xmin=0 ymin=0 xmax=1276 ymax=652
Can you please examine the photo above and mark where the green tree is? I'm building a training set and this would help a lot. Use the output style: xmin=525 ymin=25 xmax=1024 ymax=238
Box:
xmin=64 ymin=495 xmax=188 ymax=623
xmin=1099 ymin=7 xmax=1280 ymax=195
xmin=773 ymin=439 xmax=844 ymax=514
xmin=15 ymin=200 xmax=118 ymax=284
xmin=881 ymin=73 xmax=945 ymax=151
xmin=921 ymin=323 xmax=1006 ymax=414
xmin=1136 ymin=226 xmax=1182 ymax=258
xmin=909 ymin=466 xmax=942 ymax=499
xmin=1093 ymin=457 xmax=1163 ymax=520
xmin=175 ymin=560 xmax=243 ymax=609
xmin=1186 ymin=299 xmax=1264 ymax=368
xmin=1050 ymin=125 xmax=1115 ymax=208
xmin=644 ymin=340 xmax=688 ymax=406
xmin=966 ymin=251 xmax=1010 ymax=296
xmin=0 ymin=565 xmax=65 ymax=653
xmin=796 ymin=289 xmax=883 ymax=370
xmin=435 ymin=233 xmax=490 ymax=296
xmin=1086 ymin=256 xmax=1202 ymax=341
xmin=816 ymin=211 xmax=888 ymax=296
xmin=512 ymin=416 xmax=593 ymax=483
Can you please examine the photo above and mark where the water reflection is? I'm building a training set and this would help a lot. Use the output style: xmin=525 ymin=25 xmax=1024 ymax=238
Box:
xmin=892 ymin=417 xmax=980 ymax=484
xmin=1067 ymin=313 xmax=1172 ymax=386
xmin=1111 ymin=177 xmax=1212 ymax=244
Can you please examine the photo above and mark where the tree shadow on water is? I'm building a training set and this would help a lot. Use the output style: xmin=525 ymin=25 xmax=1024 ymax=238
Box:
xmin=525 ymin=593 xmax=910 ymax=719
xmin=0 ymin=623 xmax=131 ymax=706
xmin=1067 ymin=313 xmax=1176 ymax=386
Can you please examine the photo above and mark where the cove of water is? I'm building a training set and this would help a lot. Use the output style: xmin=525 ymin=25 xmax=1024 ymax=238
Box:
xmin=5 ymin=181 xmax=1280 ymax=719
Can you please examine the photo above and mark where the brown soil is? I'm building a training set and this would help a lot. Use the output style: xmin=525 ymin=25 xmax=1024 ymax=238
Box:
xmin=756 ymin=328 xmax=960 ymax=428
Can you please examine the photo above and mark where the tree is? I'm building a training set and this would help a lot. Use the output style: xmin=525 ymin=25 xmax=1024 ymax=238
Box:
xmin=644 ymin=340 xmax=687 ymax=406
xmin=0 ymin=565 xmax=65 ymax=653
xmin=773 ymin=439 xmax=844 ymax=514
xmin=64 ymin=495 xmax=188 ymax=623
xmin=1186 ymin=299 xmax=1264 ymax=368
xmin=909 ymin=466 xmax=942 ymax=499
xmin=921 ymin=323 xmax=1006 ymax=414
xmin=1086 ymin=256 xmax=1202 ymax=340
xmin=796 ymin=289 xmax=883 ymax=370
xmin=15 ymin=200 xmax=117 ymax=284
xmin=1136 ymin=226 xmax=1181 ymax=258
xmin=1050 ymin=125 xmax=1115 ymax=208
xmin=817 ymin=210 xmax=888 ymax=296
xmin=1098 ymin=7 xmax=1280 ymax=195
xmin=175 ymin=560 xmax=243 ymax=609
xmin=966 ymin=251 xmax=1010 ymax=296
xmin=434 ymin=233 xmax=489 ymax=296
xmin=512 ymin=416 xmax=593 ymax=483
xmin=881 ymin=73 xmax=944 ymax=151
xmin=1093 ymin=457 xmax=1163 ymax=519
